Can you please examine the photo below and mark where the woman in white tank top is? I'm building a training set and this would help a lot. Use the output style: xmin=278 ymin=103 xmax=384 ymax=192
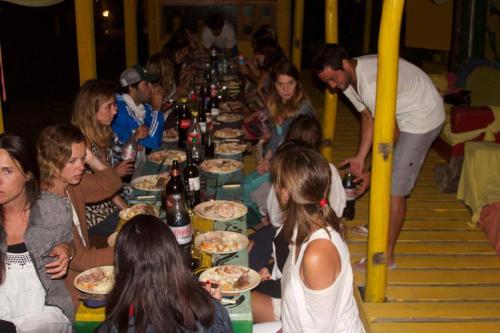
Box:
xmin=259 ymin=143 xmax=365 ymax=333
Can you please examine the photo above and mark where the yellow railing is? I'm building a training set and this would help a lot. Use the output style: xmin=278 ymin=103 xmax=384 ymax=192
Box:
xmin=75 ymin=0 xmax=97 ymax=84
xmin=321 ymin=0 xmax=338 ymax=162
xmin=364 ymin=0 xmax=405 ymax=303
xmin=291 ymin=0 xmax=304 ymax=70
xmin=124 ymin=0 xmax=139 ymax=67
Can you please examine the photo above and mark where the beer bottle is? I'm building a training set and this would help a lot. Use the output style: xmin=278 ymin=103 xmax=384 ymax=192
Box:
xmin=183 ymin=149 xmax=201 ymax=209
xmin=165 ymin=160 xmax=185 ymax=209
xmin=165 ymin=183 xmax=193 ymax=267
xmin=204 ymin=125 xmax=215 ymax=158
xmin=342 ymin=172 xmax=356 ymax=220
xmin=177 ymin=98 xmax=191 ymax=149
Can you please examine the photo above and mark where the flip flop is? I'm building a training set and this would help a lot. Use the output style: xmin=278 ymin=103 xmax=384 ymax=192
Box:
xmin=352 ymin=257 xmax=398 ymax=271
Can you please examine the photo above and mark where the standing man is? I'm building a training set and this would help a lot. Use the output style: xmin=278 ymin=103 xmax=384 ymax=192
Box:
xmin=112 ymin=65 xmax=164 ymax=154
xmin=201 ymin=13 xmax=238 ymax=56
xmin=313 ymin=44 xmax=445 ymax=269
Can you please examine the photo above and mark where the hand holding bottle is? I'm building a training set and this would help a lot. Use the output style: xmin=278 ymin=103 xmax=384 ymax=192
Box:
xmin=114 ymin=159 xmax=135 ymax=177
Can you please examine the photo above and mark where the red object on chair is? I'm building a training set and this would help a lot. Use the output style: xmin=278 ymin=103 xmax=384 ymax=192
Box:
xmin=433 ymin=106 xmax=500 ymax=161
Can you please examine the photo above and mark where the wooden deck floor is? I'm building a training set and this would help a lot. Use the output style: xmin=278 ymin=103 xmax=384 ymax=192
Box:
xmin=330 ymin=102 xmax=500 ymax=333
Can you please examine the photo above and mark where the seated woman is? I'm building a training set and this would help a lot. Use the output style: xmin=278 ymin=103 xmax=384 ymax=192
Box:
xmin=37 ymin=124 xmax=121 ymax=308
xmin=250 ymin=116 xmax=347 ymax=324
xmin=72 ymin=79 xmax=131 ymax=236
xmin=0 ymin=133 xmax=74 ymax=332
xmin=157 ymin=31 xmax=192 ymax=99
xmin=97 ymin=214 xmax=232 ymax=333
xmin=242 ymin=36 xmax=286 ymax=106
xmin=254 ymin=145 xmax=365 ymax=333
xmin=243 ymin=61 xmax=314 ymax=225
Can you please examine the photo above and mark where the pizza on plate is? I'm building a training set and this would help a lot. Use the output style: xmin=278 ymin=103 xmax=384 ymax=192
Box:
xmin=199 ymin=159 xmax=243 ymax=174
xmin=131 ymin=173 xmax=169 ymax=191
xmin=214 ymin=128 xmax=243 ymax=139
xmin=201 ymin=266 xmax=250 ymax=292
xmin=215 ymin=143 xmax=246 ymax=155
xmin=75 ymin=266 xmax=114 ymax=294
xmin=217 ymin=113 xmax=243 ymax=123
xmin=195 ymin=200 xmax=247 ymax=220
xmin=197 ymin=231 xmax=248 ymax=253
xmin=148 ymin=149 xmax=186 ymax=164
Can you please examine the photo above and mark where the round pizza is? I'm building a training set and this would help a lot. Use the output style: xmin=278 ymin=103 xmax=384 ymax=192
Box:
xmin=214 ymin=128 xmax=244 ymax=139
xmin=194 ymin=200 xmax=247 ymax=221
xmin=217 ymin=113 xmax=243 ymax=123
xmin=199 ymin=159 xmax=243 ymax=174
xmin=196 ymin=231 xmax=249 ymax=254
xmin=148 ymin=149 xmax=186 ymax=164
xmin=74 ymin=266 xmax=114 ymax=294
xmin=215 ymin=143 xmax=247 ymax=155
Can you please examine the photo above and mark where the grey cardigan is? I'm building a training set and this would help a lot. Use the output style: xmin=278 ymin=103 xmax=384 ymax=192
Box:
xmin=0 ymin=192 xmax=75 ymax=320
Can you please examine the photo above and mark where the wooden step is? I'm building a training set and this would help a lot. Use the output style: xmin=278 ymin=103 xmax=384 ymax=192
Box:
xmin=349 ymin=230 xmax=488 ymax=242
xmin=354 ymin=269 xmax=500 ymax=286
xmin=370 ymin=322 xmax=500 ymax=333
xmin=348 ymin=241 xmax=496 ymax=255
xmin=364 ymin=302 xmax=500 ymax=321
xmin=385 ymin=285 xmax=500 ymax=302
xmin=346 ymin=219 xmax=475 ymax=230
xmin=350 ymin=255 xmax=500 ymax=269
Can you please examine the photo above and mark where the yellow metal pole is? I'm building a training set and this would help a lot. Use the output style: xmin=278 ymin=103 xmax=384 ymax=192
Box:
xmin=124 ymin=0 xmax=138 ymax=67
xmin=276 ymin=0 xmax=292 ymax=58
xmin=147 ymin=0 xmax=161 ymax=56
xmin=363 ymin=0 xmax=373 ymax=54
xmin=320 ymin=0 xmax=338 ymax=162
xmin=0 ymin=101 xmax=4 ymax=133
xmin=364 ymin=0 xmax=405 ymax=303
xmin=291 ymin=0 xmax=304 ymax=70
xmin=75 ymin=0 xmax=97 ymax=85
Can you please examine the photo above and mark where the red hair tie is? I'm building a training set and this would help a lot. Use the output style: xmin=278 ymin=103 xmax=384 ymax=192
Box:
xmin=319 ymin=198 xmax=328 ymax=208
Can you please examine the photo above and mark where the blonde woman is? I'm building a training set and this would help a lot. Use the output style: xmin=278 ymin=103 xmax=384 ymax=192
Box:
xmin=71 ymin=79 xmax=130 ymax=236
xmin=38 ymin=124 xmax=121 ymax=307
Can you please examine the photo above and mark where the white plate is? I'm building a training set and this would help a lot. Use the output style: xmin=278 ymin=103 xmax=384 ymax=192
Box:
xmin=74 ymin=266 xmax=114 ymax=295
xmin=215 ymin=143 xmax=246 ymax=155
xmin=148 ymin=149 xmax=186 ymax=164
xmin=214 ymin=128 xmax=244 ymax=139
xmin=195 ymin=231 xmax=249 ymax=255
xmin=130 ymin=173 xmax=169 ymax=192
xmin=199 ymin=265 xmax=260 ymax=295
xmin=217 ymin=113 xmax=244 ymax=123
xmin=194 ymin=200 xmax=247 ymax=221
xmin=199 ymin=159 xmax=243 ymax=174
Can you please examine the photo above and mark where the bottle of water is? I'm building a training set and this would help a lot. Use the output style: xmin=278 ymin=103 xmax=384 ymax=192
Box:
xmin=120 ymin=132 xmax=137 ymax=183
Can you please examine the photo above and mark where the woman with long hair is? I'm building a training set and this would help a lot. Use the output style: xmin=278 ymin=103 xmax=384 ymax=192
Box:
xmin=97 ymin=214 xmax=232 ymax=333
xmin=0 ymin=133 xmax=74 ymax=332
xmin=154 ymin=31 xmax=191 ymax=99
xmin=250 ymin=117 xmax=346 ymax=324
xmin=253 ymin=145 xmax=364 ymax=333
xmin=71 ymin=79 xmax=130 ymax=236
xmin=243 ymin=61 xmax=314 ymax=227
xmin=37 ymin=124 xmax=122 ymax=308
xmin=240 ymin=36 xmax=286 ymax=105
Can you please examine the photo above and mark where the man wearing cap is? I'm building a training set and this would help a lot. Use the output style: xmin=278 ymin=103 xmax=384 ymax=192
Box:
xmin=112 ymin=65 xmax=164 ymax=152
